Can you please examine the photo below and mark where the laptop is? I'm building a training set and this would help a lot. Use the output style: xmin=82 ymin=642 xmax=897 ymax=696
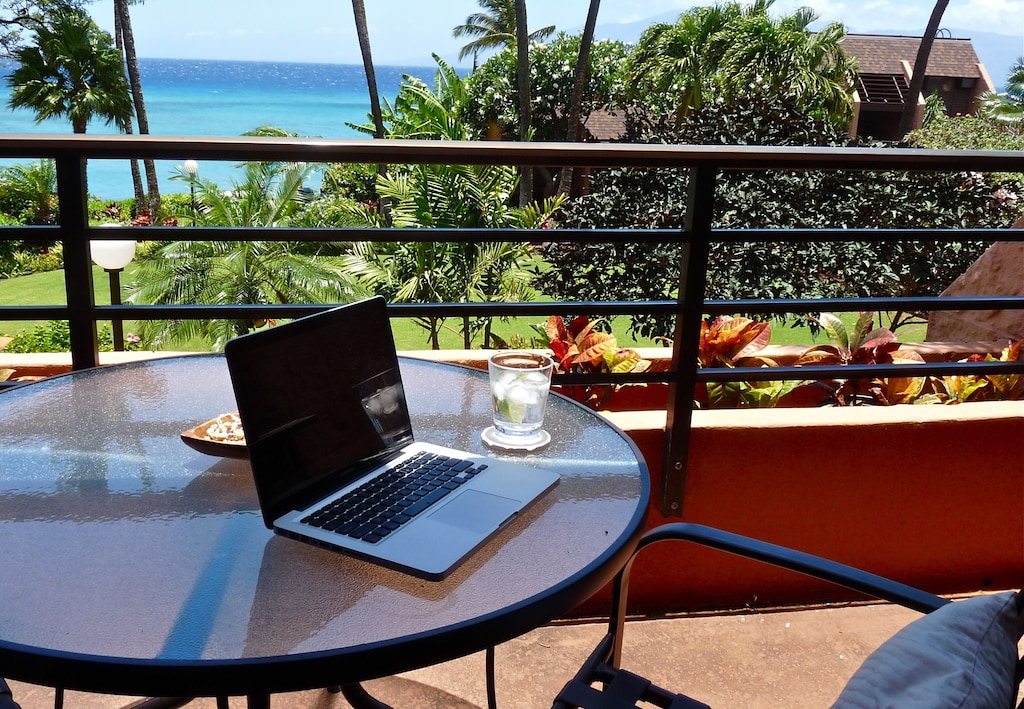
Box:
xmin=225 ymin=296 xmax=560 ymax=580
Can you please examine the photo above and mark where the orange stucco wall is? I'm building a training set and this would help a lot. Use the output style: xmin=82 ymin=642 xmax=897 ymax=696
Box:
xmin=585 ymin=401 xmax=1024 ymax=617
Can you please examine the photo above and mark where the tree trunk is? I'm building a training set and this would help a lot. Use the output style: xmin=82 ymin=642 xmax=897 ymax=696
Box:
xmin=514 ymin=0 xmax=533 ymax=208
xmin=898 ymin=0 xmax=949 ymax=137
xmin=113 ymin=1 xmax=145 ymax=212
xmin=116 ymin=0 xmax=160 ymax=218
xmin=351 ymin=0 xmax=391 ymax=225
xmin=556 ymin=0 xmax=601 ymax=198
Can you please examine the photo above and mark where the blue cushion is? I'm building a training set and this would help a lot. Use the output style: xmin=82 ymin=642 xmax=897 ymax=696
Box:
xmin=831 ymin=591 xmax=1022 ymax=709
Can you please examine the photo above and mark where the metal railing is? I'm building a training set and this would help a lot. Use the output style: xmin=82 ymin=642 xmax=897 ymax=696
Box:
xmin=2 ymin=135 xmax=1023 ymax=515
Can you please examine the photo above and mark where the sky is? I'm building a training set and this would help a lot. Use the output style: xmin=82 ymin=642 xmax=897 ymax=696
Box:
xmin=86 ymin=0 xmax=1023 ymax=69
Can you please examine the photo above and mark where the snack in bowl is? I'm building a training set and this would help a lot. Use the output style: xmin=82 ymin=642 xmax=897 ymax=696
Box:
xmin=181 ymin=412 xmax=249 ymax=458
xmin=204 ymin=412 xmax=245 ymax=443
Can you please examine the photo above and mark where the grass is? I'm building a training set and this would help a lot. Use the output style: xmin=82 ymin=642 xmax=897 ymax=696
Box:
xmin=0 ymin=267 xmax=926 ymax=352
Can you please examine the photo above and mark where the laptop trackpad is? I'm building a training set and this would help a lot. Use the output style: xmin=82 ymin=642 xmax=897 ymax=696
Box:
xmin=430 ymin=490 xmax=519 ymax=534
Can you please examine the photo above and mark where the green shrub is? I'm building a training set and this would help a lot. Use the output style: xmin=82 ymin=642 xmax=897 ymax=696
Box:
xmin=89 ymin=198 xmax=134 ymax=223
xmin=546 ymin=98 xmax=1023 ymax=339
xmin=4 ymin=319 xmax=114 ymax=353
xmin=157 ymin=192 xmax=196 ymax=223
xmin=12 ymin=244 xmax=62 ymax=274
xmin=320 ymin=163 xmax=379 ymax=204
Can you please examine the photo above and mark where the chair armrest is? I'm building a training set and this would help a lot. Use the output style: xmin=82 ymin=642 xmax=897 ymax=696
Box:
xmin=605 ymin=523 xmax=949 ymax=666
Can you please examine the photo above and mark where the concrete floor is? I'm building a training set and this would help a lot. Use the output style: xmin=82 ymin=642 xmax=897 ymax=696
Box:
xmin=6 ymin=601 xmax=934 ymax=709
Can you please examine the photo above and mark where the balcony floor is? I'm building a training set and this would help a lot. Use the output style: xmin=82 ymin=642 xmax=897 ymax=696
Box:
xmin=7 ymin=601 xmax=951 ymax=708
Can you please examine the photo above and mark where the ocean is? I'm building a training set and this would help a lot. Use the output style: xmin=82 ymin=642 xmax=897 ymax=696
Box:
xmin=0 ymin=58 xmax=437 ymax=200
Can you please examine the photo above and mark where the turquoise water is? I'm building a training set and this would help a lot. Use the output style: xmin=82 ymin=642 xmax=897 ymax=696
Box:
xmin=0 ymin=58 xmax=435 ymax=200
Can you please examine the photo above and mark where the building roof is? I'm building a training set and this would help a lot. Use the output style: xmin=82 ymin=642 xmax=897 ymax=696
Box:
xmin=584 ymin=109 xmax=626 ymax=142
xmin=839 ymin=34 xmax=983 ymax=78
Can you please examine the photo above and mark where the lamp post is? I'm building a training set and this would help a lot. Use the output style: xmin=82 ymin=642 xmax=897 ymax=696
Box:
xmin=90 ymin=237 xmax=136 ymax=351
xmin=183 ymin=159 xmax=199 ymax=223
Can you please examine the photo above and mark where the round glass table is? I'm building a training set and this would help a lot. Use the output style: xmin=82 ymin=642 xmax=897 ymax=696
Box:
xmin=0 ymin=355 xmax=648 ymax=699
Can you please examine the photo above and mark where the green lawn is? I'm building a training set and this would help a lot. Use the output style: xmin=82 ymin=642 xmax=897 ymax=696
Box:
xmin=0 ymin=267 xmax=925 ymax=352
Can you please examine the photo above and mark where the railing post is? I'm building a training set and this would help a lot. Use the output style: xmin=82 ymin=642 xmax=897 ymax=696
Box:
xmin=56 ymin=156 xmax=99 ymax=370
xmin=661 ymin=165 xmax=717 ymax=517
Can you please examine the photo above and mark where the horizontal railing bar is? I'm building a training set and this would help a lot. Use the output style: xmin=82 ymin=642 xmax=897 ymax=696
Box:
xmin=16 ymin=294 xmax=1020 ymax=325
xmin=558 ymin=360 xmax=1024 ymax=387
xmin=79 ymin=294 xmax=1024 ymax=322
xmin=696 ymin=360 xmax=1024 ymax=382
xmin=71 ymin=226 xmax=684 ymax=244
xmin=0 ymin=306 xmax=73 ymax=321
xmin=554 ymin=371 xmax=675 ymax=386
xmin=551 ymin=360 xmax=1024 ymax=387
xmin=65 ymin=225 xmax=1020 ymax=244
xmin=0 ymin=136 xmax=1023 ymax=172
xmin=706 ymin=296 xmax=1024 ymax=313
xmin=713 ymin=228 xmax=1015 ymax=243
xmin=82 ymin=302 xmax=667 ymax=320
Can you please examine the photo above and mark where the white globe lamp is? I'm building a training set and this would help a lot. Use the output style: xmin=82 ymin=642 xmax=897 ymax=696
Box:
xmin=90 ymin=231 xmax=136 ymax=351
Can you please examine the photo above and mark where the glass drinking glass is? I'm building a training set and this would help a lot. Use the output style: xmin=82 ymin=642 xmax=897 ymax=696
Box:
xmin=485 ymin=351 xmax=554 ymax=448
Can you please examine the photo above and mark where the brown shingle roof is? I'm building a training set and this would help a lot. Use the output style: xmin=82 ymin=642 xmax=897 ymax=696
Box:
xmin=839 ymin=34 xmax=982 ymax=78
xmin=583 ymin=109 xmax=626 ymax=142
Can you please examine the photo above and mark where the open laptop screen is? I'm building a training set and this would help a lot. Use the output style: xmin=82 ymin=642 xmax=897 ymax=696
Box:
xmin=226 ymin=298 xmax=414 ymax=526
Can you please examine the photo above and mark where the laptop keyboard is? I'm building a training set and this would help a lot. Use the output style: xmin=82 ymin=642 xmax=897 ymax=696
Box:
xmin=300 ymin=451 xmax=489 ymax=544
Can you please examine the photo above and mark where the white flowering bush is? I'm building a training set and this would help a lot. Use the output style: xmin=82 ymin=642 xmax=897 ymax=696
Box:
xmin=462 ymin=33 xmax=632 ymax=141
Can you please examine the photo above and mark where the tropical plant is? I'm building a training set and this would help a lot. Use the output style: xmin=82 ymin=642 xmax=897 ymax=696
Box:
xmin=694 ymin=315 xmax=795 ymax=408
xmin=0 ymin=158 xmax=56 ymax=223
xmin=938 ymin=340 xmax=1024 ymax=403
xmin=452 ymin=0 xmax=554 ymax=65
xmin=787 ymin=312 xmax=927 ymax=406
xmin=344 ymin=57 xmax=563 ymax=348
xmin=5 ymin=7 xmax=132 ymax=134
xmin=350 ymin=56 xmax=470 ymax=140
xmin=540 ymin=315 xmax=650 ymax=409
xmin=342 ymin=169 xmax=562 ymax=348
xmin=623 ymin=0 xmax=856 ymax=129
xmin=977 ymin=57 xmax=1024 ymax=127
xmin=127 ymin=161 xmax=363 ymax=349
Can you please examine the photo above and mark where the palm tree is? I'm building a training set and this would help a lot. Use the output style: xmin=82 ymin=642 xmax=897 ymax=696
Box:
xmin=452 ymin=0 xmax=554 ymax=66
xmin=128 ymin=161 xmax=364 ymax=349
xmin=716 ymin=5 xmax=856 ymax=126
xmin=340 ymin=60 xmax=564 ymax=348
xmin=114 ymin=0 xmax=160 ymax=217
xmin=556 ymin=0 xmax=601 ymax=197
xmin=513 ymin=0 xmax=532 ymax=207
xmin=111 ymin=0 xmax=143 ymax=208
xmin=899 ymin=0 xmax=950 ymax=136
xmin=978 ymin=57 xmax=1024 ymax=126
xmin=350 ymin=0 xmax=390 ymax=224
xmin=625 ymin=3 xmax=742 ymax=123
xmin=624 ymin=0 xmax=855 ymax=129
xmin=6 ymin=7 xmax=132 ymax=134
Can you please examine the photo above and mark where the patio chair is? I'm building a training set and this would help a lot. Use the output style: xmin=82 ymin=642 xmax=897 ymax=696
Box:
xmin=0 ymin=679 xmax=21 ymax=709
xmin=553 ymin=523 xmax=1024 ymax=709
